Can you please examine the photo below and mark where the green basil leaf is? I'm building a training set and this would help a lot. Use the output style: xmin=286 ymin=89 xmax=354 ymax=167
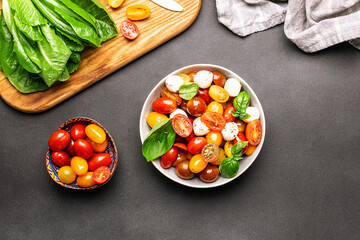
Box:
xmin=220 ymin=157 xmax=240 ymax=178
xmin=233 ymin=91 xmax=250 ymax=119
xmin=142 ymin=118 xmax=176 ymax=162
xmin=231 ymin=142 xmax=242 ymax=156
xmin=179 ymin=83 xmax=199 ymax=100
xmin=240 ymin=113 xmax=251 ymax=120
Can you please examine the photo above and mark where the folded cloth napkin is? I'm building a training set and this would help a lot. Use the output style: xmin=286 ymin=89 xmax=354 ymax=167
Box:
xmin=216 ymin=0 xmax=360 ymax=52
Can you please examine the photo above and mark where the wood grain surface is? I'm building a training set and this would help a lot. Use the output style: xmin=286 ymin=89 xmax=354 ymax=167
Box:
xmin=0 ymin=0 xmax=201 ymax=113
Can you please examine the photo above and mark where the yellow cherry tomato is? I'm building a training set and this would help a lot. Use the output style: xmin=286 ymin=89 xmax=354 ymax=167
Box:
xmin=108 ymin=0 xmax=124 ymax=8
xmin=86 ymin=137 xmax=108 ymax=153
xmin=245 ymin=145 xmax=256 ymax=156
xmin=211 ymin=148 xmax=226 ymax=166
xmin=224 ymin=141 xmax=233 ymax=157
xmin=235 ymin=119 xmax=247 ymax=132
xmin=70 ymin=156 xmax=88 ymax=176
xmin=58 ymin=166 xmax=76 ymax=184
xmin=76 ymin=172 xmax=96 ymax=188
xmin=126 ymin=4 xmax=151 ymax=21
xmin=177 ymin=73 xmax=191 ymax=84
xmin=85 ymin=124 xmax=106 ymax=144
xmin=206 ymin=101 xmax=224 ymax=115
xmin=209 ymin=85 xmax=229 ymax=103
xmin=206 ymin=131 xmax=223 ymax=146
xmin=146 ymin=112 xmax=168 ymax=128
xmin=189 ymin=154 xmax=208 ymax=173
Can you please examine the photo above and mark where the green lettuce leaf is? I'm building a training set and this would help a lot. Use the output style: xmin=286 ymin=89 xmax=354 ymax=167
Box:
xmin=66 ymin=52 xmax=81 ymax=74
xmin=8 ymin=0 xmax=47 ymax=26
xmin=14 ymin=14 xmax=43 ymax=41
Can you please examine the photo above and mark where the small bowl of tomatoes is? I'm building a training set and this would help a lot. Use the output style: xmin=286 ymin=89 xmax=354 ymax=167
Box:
xmin=46 ymin=117 xmax=118 ymax=190
xmin=139 ymin=64 xmax=266 ymax=188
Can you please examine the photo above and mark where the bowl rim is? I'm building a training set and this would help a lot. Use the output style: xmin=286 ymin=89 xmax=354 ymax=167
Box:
xmin=46 ymin=117 xmax=118 ymax=190
xmin=139 ymin=64 xmax=266 ymax=188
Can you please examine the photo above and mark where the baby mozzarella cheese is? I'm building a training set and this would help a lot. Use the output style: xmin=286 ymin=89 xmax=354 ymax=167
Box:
xmin=193 ymin=117 xmax=210 ymax=136
xmin=170 ymin=109 xmax=187 ymax=118
xmin=224 ymin=78 xmax=241 ymax=97
xmin=165 ymin=75 xmax=184 ymax=93
xmin=221 ymin=122 xmax=239 ymax=141
xmin=243 ymin=107 xmax=260 ymax=123
xmin=193 ymin=70 xmax=213 ymax=89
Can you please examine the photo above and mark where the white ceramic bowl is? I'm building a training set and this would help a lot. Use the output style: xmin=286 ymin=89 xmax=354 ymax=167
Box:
xmin=139 ymin=64 xmax=266 ymax=188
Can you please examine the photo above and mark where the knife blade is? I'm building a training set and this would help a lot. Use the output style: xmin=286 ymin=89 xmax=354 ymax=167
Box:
xmin=150 ymin=0 xmax=183 ymax=12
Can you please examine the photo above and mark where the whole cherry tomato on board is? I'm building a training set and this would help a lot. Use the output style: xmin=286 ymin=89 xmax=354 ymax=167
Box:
xmin=74 ymin=139 xmax=94 ymax=159
xmin=48 ymin=130 xmax=71 ymax=151
xmin=120 ymin=20 xmax=139 ymax=40
xmin=70 ymin=123 xmax=86 ymax=140
xmin=126 ymin=4 xmax=151 ymax=21
xmin=160 ymin=147 xmax=179 ymax=169
xmin=152 ymin=97 xmax=177 ymax=114
xmin=51 ymin=151 xmax=71 ymax=167
xmin=88 ymin=153 xmax=112 ymax=171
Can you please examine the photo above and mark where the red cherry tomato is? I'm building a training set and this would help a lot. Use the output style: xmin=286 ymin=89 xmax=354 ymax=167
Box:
xmin=173 ymin=143 xmax=187 ymax=151
xmin=74 ymin=139 xmax=94 ymax=159
xmin=185 ymin=131 xmax=196 ymax=142
xmin=92 ymin=166 xmax=111 ymax=184
xmin=70 ymin=123 xmax=86 ymax=140
xmin=172 ymin=114 xmax=193 ymax=138
xmin=65 ymin=139 xmax=76 ymax=156
xmin=200 ymin=112 xmax=226 ymax=132
xmin=160 ymin=87 xmax=182 ymax=105
xmin=245 ymin=119 xmax=263 ymax=146
xmin=160 ymin=147 xmax=179 ymax=169
xmin=212 ymin=71 xmax=226 ymax=87
xmin=232 ymin=132 xmax=248 ymax=155
xmin=152 ymin=97 xmax=177 ymax=114
xmin=48 ymin=130 xmax=71 ymax=151
xmin=120 ymin=20 xmax=139 ymax=40
xmin=187 ymin=137 xmax=207 ymax=154
xmin=88 ymin=153 xmax=112 ymax=171
xmin=196 ymin=88 xmax=211 ymax=104
xmin=187 ymin=97 xmax=207 ymax=117
xmin=51 ymin=151 xmax=70 ymax=167
xmin=223 ymin=106 xmax=236 ymax=123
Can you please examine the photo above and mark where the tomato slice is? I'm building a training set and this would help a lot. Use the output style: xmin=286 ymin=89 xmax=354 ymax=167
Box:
xmin=92 ymin=166 xmax=111 ymax=184
xmin=173 ymin=142 xmax=187 ymax=151
xmin=172 ymin=114 xmax=193 ymax=138
xmin=245 ymin=119 xmax=262 ymax=146
xmin=120 ymin=20 xmax=139 ymax=40
xmin=200 ymin=112 xmax=226 ymax=132
xmin=201 ymin=143 xmax=220 ymax=163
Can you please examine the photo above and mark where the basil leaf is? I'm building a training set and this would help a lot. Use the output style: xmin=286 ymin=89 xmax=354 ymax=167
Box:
xmin=231 ymin=141 xmax=249 ymax=156
xmin=179 ymin=83 xmax=199 ymax=100
xmin=220 ymin=157 xmax=240 ymax=178
xmin=142 ymin=118 xmax=176 ymax=162
xmin=232 ymin=91 xmax=250 ymax=120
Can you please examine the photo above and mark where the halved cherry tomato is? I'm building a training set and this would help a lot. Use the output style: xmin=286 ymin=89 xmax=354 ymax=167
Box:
xmin=212 ymin=71 xmax=226 ymax=87
xmin=85 ymin=124 xmax=106 ymax=144
xmin=160 ymin=147 xmax=178 ymax=169
xmin=86 ymin=137 xmax=108 ymax=153
xmin=126 ymin=4 xmax=151 ymax=21
xmin=88 ymin=153 xmax=112 ymax=171
xmin=209 ymin=85 xmax=229 ymax=103
xmin=70 ymin=124 xmax=86 ymax=140
xmin=152 ymin=97 xmax=177 ymax=114
xmin=201 ymin=112 xmax=226 ymax=132
xmin=48 ymin=130 xmax=71 ymax=152
xmin=232 ymin=132 xmax=248 ymax=155
xmin=196 ymin=88 xmax=211 ymax=104
xmin=74 ymin=139 xmax=93 ymax=159
xmin=201 ymin=143 xmax=220 ymax=163
xmin=160 ymin=87 xmax=182 ymax=105
xmin=187 ymin=137 xmax=207 ymax=154
xmin=177 ymin=74 xmax=191 ymax=84
xmin=92 ymin=166 xmax=111 ymax=184
xmin=173 ymin=143 xmax=187 ymax=151
xmin=210 ymin=148 xmax=226 ymax=166
xmin=51 ymin=151 xmax=70 ymax=167
xmin=187 ymin=97 xmax=207 ymax=117
xmin=245 ymin=119 xmax=262 ymax=146
xmin=120 ymin=20 xmax=139 ymax=40
xmin=223 ymin=106 xmax=236 ymax=123
xmin=188 ymin=72 xmax=197 ymax=82
xmin=146 ymin=112 xmax=168 ymax=128
xmin=172 ymin=114 xmax=192 ymax=138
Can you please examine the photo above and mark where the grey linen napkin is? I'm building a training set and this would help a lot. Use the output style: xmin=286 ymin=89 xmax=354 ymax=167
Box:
xmin=216 ymin=0 xmax=360 ymax=52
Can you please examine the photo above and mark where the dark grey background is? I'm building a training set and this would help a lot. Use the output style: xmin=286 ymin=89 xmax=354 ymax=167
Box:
xmin=1 ymin=1 xmax=360 ymax=239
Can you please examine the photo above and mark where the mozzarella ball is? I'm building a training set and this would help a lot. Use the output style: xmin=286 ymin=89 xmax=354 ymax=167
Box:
xmin=165 ymin=75 xmax=184 ymax=93
xmin=224 ymin=78 xmax=242 ymax=97
xmin=243 ymin=107 xmax=260 ymax=123
xmin=221 ymin=122 xmax=239 ymax=141
xmin=193 ymin=117 xmax=210 ymax=136
xmin=193 ymin=70 xmax=213 ymax=89
xmin=170 ymin=109 xmax=187 ymax=118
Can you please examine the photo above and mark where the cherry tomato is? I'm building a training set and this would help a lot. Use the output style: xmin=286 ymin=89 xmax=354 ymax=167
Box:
xmin=209 ymin=85 xmax=229 ymax=103
xmin=189 ymin=154 xmax=208 ymax=173
xmin=160 ymin=147 xmax=179 ymax=169
xmin=85 ymin=124 xmax=106 ymax=144
xmin=76 ymin=172 xmax=96 ymax=188
xmin=172 ymin=114 xmax=192 ymax=138
xmin=152 ymin=97 xmax=177 ymax=114
xmin=70 ymin=123 xmax=86 ymax=140
xmin=232 ymin=132 xmax=248 ymax=155
xmin=88 ymin=153 xmax=112 ymax=171
xmin=235 ymin=119 xmax=247 ymax=132
xmin=223 ymin=106 xmax=236 ymax=123
xmin=201 ymin=112 xmax=226 ymax=132
xmin=199 ymin=165 xmax=219 ymax=183
xmin=86 ymin=137 xmax=108 ymax=153
xmin=92 ymin=166 xmax=111 ymax=184
xmin=175 ymin=134 xmax=186 ymax=144
xmin=188 ymin=72 xmax=197 ymax=82
xmin=224 ymin=141 xmax=233 ymax=157
xmin=180 ymin=100 xmax=188 ymax=112
xmin=187 ymin=97 xmax=207 ymax=117
xmin=245 ymin=145 xmax=256 ymax=156
xmin=206 ymin=131 xmax=223 ymax=146
xmin=146 ymin=112 xmax=168 ymax=128
xmin=66 ymin=139 xmax=76 ymax=156
xmin=210 ymin=148 xmax=226 ymax=166
xmin=175 ymin=160 xmax=195 ymax=180
xmin=206 ymin=101 xmax=223 ymax=114
xmin=187 ymin=137 xmax=207 ymax=154
xmin=185 ymin=131 xmax=196 ymax=142
xmin=172 ymin=150 xmax=187 ymax=167
xmin=120 ymin=20 xmax=139 ymax=40
xmin=70 ymin=156 xmax=88 ymax=176
xmin=58 ymin=166 xmax=76 ymax=184
xmin=74 ymin=139 xmax=94 ymax=159
xmin=201 ymin=143 xmax=220 ymax=163
xmin=173 ymin=143 xmax=187 ymax=151
xmin=51 ymin=151 xmax=70 ymax=167
xmin=126 ymin=4 xmax=151 ymax=21
xmin=160 ymin=87 xmax=182 ymax=105
xmin=177 ymin=74 xmax=191 ymax=84
xmin=196 ymin=88 xmax=211 ymax=104
xmin=245 ymin=119 xmax=263 ymax=146
xmin=221 ymin=101 xmax=233 ymax=111
xmin=212 ymin=71 xmax=226 ymax=87
xmin=48 ymin=130 xmax=71 ymax=151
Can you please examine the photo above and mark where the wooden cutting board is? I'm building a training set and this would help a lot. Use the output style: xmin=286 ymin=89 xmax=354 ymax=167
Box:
xmin=0 ymin=0 xmax=201 ymax=113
